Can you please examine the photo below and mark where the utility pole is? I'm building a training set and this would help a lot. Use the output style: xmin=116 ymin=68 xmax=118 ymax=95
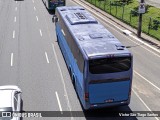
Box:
xmin=137 ymin=0 xmax=145 ymax=37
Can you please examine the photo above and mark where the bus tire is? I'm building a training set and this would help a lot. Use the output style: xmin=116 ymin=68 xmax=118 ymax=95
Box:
xmin=56 ymin=35 xmax=59 ymax=41
xmin=72 ymin=74 xmax=75 ymax=87
xmin=68 ymin=66 xmax=72 ymax=76
xmin=56 ymin=35 xmax=60 ymax=45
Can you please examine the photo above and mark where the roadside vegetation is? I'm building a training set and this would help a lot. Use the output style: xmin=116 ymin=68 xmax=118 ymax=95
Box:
xmin=85 ymin=0 xmax=160 ymax=40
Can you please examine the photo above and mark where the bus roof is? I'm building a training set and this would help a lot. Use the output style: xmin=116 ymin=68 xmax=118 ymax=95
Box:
xmin=56 ymin=6 xmax=131 ymax=59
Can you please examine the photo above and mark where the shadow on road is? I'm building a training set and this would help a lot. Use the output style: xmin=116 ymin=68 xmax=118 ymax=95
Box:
xmin=20 ymin=99 xmax=24 ymax=120
xmin=46 ymin=9 xmax=55 ymax=15
xmin=41 ymin=0 xmax=55 ymax=15
xmin=83 ymin=105 xmax=138 ymax=120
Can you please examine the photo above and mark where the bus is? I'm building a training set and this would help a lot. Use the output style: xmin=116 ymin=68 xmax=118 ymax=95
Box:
xmin=53 ymin=6 xmax=133 ymax=110
xmin=42 ymin=0 xmax=65 ymax=10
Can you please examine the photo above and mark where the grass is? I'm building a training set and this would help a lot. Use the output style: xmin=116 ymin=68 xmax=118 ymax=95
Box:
xmin=86 ymin=0 xmax=160 ymax=40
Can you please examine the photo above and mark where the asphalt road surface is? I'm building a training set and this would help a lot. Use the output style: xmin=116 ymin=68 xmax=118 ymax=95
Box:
xmin=141 ymin=0 xmax=160 ymax=8
xmin=0 ymin=0 xmax=160 ymax=120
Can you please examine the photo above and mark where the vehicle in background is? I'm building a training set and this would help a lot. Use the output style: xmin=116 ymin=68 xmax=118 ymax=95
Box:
xmin=42 ymin=0 xmax=65 ymax=11
xmin=53 ymin=6 xmax=133 ymax=110
xmin=0 ymin=85 xmax=22 ymax=120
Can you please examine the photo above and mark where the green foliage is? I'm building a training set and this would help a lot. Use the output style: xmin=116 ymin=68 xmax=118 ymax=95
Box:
xmin=86 ymin=0 xmax=160 ymax=40
xmin=119 ymin=0 xmax=133 ymax=4
xmin=151 ymin=20 xmax=160 ymax=30
xmin=130 ymin=10 xmax=138 ymax=17
xmin=110 ymin=1 xmax=124 ymax=6
xmin=130 ymin=6 xmax=138 ymax=16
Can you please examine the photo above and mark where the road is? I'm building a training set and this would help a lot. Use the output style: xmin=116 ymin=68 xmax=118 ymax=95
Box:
xmin=0 ymin=0 xmax=160 ymax=120
xmin=141 ymin=0 xmax=160 ymax=8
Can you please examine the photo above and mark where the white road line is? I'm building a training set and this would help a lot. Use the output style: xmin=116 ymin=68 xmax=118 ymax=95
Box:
xmin=34 ymin=6 xmax=36 ymax=11
xmin=11 ymin=53 xmax=13 ymax=67
xmin=15 ymin=7 xmax=17 ymax=11
xmin=132 ymin=89 xmax=159 ymax=120
xmin=13 ymin=30 xmax=15 ymax=39
xmin=130 ymin=35 xmax=160 ymax=58
xmin=51 ymin=43 xmax=73 ymax=119
xmin=39 ymin=29 xmax=42 ymax=37
xmin=134 ymin=71 xmax=160 ymax=91
xmin=36 ymin=16 xmax=39 ymax=22
xmin=94 ymin=15 xmax=160 ymax=58
xmin=45 ymin=52 xmax=49 ymax=63
xmin=74 ymin=0 xmax=160 ymax=57
xmin=16 ymin=1 xmax=17 ymax=3
xmin=14 ymin=17 xmax=16 ymax=22
xmin=55 ymin=91 xmax=63 ymax=114
xmin=42 ymin=4 xmax=73 ymax=117
xmin=127 ymin=35 xmax=160 ymax=58
xmin=32 ymin=0 xmax=34 ymax=3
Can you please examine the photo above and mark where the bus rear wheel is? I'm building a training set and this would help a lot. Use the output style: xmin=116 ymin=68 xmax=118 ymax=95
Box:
xmin=72 ymin=74 xmax=75 ymax=87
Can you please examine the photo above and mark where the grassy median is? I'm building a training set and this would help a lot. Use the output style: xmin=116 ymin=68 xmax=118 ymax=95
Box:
xmin=86 ymin=0 xmax=160 ymax=40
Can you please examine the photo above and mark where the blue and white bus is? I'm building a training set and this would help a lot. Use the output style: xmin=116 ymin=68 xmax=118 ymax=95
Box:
xmin=42 ymin=0 xmax=65 ymax=10
xmin=53 ymin=6 xmax=133 ymax=110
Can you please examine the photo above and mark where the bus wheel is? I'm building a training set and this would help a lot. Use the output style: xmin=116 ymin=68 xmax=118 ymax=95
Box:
xmin=72 ymin=74 xmax=75 ymax=87
xmin=56 ymin=35 xmax=60 ymax=44
xmin=56 ymin=35 xmax=59 ymax=41
xmin=68 ymin=66 xmax=72 ymax=76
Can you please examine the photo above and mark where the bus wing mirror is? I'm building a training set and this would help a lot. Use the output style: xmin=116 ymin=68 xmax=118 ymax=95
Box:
xmin=52 ymin=16 xmax=58 ymax=23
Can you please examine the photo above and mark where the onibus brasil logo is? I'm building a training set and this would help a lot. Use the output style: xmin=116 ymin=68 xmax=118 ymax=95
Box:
xmin=1 ymin=112 xmax=42 ymax=118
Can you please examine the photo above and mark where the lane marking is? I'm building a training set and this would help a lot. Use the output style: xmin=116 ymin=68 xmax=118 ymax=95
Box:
xmin=134 ymin=71 xmax=160 ymax=91
xmin=13 ymin=30 xmax=15 ymax=39
xmin=36 ymin=16 xmax=39 ymax=22
xmin=41 ymin=4 xmax=73 ymax=117
xmin=55 ymin=2 xmax=160 ymax=118
xmin=11 ymin=53 xmax=13 ymax=67
xmin=39 ymin=29 xmax=42 ymax=37
xmin=34 ymin=6 xmax=36 ymax=11
xmin=127 ymin=34 xmax=160 ymax=58
xmin=90 ymin=11 xmax=160 ymax=58
xmin=15 ymin=7 xmax=17 ymax=11
xmin=130 ymin=35 xmax=160 ymax=58
xmin=49 ymin=2 xmax=159 ymax=118
xmin=55 ymin=91 xmax=63 ymax=114
xmin=16 ymin=1 xmax=17 ymax=4
xmin=32 ymin=0 xmax=34 ymax=3
xmin=51 ymin=43 xmax=73 ymax=119
xmin=133 ymin=89 xmax=159 ymax=120
xmin=14 ymin=17 xmax=16 ymax=22
xmin=74 ymin=0 xmax=160 ymax=58
xmin=45 ymin=52 xmax=49 ymax=63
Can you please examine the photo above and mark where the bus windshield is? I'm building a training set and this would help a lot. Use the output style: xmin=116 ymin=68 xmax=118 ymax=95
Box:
xmin=89 ymin=57 xmax=131 ymax=74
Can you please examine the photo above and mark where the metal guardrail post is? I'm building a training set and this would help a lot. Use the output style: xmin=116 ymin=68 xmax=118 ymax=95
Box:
xmin=122 ymin=5 xmax=124 ymax=20
xmin=116 ymin=4 xmax=117 ymax=16
xmin=148 ymin=17 xmax=152 ymax=34
xmin=130 ymin=10 xmax=132 ymax=24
